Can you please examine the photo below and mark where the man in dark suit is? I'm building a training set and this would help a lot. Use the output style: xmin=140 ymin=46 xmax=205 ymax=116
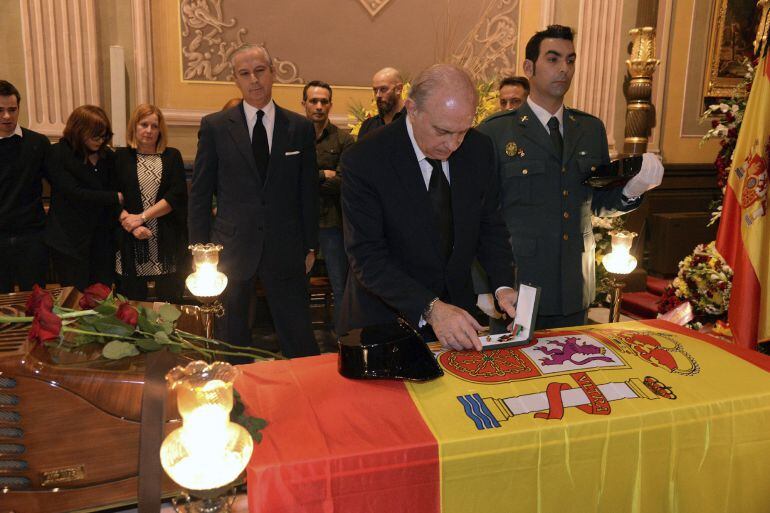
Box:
xmin=0 ymin=80 xmax=50 ymax=293
xmin=357 ymin=67 xmax=406 ymax=140
xmin=189 ymin=44 xmax=319 ymax=358
xmin=339 ymin=64 xmax=517 ymax=351
xmin=479 ymin=25 xmax=663 ymax=329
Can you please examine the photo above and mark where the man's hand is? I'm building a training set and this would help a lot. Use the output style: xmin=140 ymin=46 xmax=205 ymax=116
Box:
xmin=305 ymin=251 xmax=315 ymax=274
xmin=122 ymin=213 xmax=144 ymax=232
xmin=496 ymin=288 xmax=518 ymax=320
xmin=623 ymin=152 xmax=664 ymax=197
xmin=322 ymin=169 xmax=337 ymax=179
xmin=429 ymin=300 xmax=483 ymax=351
xmin=132 ymin=226 xmax=152 ymax=240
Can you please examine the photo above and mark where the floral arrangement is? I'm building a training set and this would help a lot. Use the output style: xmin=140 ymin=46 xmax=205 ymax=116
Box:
xmin=348 ymin=79 xmax=499 ymax=136
xmin=591 ymin=214 xmax=627 ymax=306
xmin=700 ymin=58 xmax=756 ymax=225
xmin=0 ymin=284 xmax=272 ymax=439
xmin=1 ymin=283 xmax=278 ymax=362
xmin=657 ymin=242 xmax=733 ymax=329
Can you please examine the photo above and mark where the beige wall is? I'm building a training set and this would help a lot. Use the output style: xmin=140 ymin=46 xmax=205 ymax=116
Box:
xmin=2 ymin=0 xmax=723 ymax=165
xmin=0 ymin=0 xmax=28 ymax=127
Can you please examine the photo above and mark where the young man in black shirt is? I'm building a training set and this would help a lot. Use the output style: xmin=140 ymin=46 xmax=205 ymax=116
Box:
xmin=0 ymin=80 xmax=50 ymax=292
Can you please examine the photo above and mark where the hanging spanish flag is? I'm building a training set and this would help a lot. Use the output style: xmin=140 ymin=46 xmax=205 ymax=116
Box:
xmin=237 ymin=320 xmax=770 ymax=513
xmin=716 ymin=4 xmax=770 ymax=348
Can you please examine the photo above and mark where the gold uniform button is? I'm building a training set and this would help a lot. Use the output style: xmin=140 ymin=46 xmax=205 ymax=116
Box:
xmin=563 ymin=233 xmax=569 ymax=241
xmin=561 ymin=166 xmax=567 ymax=173
xmin=563 ymin=211 xmax=570 ymax=219
xmin=562 ymin=189 xmax=568 ymax=197
xmin=522 ymin=169 xmax=528 ymax=175
xmin=591 ymin=166 xmax=597 ymax=171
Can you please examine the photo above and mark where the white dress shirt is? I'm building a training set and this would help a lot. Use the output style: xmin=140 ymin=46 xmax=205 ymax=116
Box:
xmin=243 ymin=99 xmax=275 ymax=153
xmin=0 ymin=124 xmax=23 ymax=139
xmin=527 ymin=96 xmax=564 ymax=136
xmin=406 ymin=115 xmax=450 ymax=189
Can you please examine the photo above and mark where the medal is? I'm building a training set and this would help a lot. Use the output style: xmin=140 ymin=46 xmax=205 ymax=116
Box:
xmin=505 ymin=141 xmax=518 ymax=157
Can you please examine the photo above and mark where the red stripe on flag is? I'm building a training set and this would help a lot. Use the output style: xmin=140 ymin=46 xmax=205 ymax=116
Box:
xmin=237 ymin=355 xmax=440 ymax=513
xmin=716 ymin=185 xmax=762 ymax=348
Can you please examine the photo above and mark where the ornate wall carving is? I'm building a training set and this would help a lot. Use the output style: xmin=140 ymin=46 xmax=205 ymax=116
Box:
xmin=356 ymin=0 xmax=393 ymax=18
xmin=179 ymin=0 xmax=301 ymax=83
xmin=177 ymin=0 xmax=517 ymax=86
xmin=451 ymin=0 xmax=519 ymax=81
xmin=20 ymin=0 xmax=101 ymax=136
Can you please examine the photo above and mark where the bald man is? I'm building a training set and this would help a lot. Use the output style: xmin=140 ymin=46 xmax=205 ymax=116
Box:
xmin=357 ymin=67 xmax=406 ymax=140
xmin=339 ymin=64 xmax=516 ymax=351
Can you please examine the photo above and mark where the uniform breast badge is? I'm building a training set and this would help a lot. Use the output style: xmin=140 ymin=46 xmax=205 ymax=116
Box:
xmin=505 ymin=142 xmax=518 ymax=157
xmin=520 ymin=115 xmax=529 ymax=122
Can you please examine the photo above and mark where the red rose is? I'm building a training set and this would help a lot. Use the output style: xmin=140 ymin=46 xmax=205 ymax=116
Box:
xmin=79 ymin=283 xmax=112 ymax=309
xmin=116 ymin=302 xmax=139 ymax=327
xmin=711 ymin=119 xmax=719 ymax=128
xmin=25 ymin=284 xmax=54 ymax=316
xmin=28 ymin=308 xmax=62 ymax=345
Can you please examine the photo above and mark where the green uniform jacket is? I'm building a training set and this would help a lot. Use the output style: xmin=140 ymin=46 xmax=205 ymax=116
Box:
xmin=478 ymin=102 xmax=641 ymax=316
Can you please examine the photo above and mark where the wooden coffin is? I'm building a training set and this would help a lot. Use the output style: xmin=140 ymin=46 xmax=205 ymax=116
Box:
xmin=0 ymin=288 xmax=202 ymax=513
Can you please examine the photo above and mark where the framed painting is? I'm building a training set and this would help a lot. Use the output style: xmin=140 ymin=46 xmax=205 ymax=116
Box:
xmin=703 ymin=0 xmax=762 ymax=98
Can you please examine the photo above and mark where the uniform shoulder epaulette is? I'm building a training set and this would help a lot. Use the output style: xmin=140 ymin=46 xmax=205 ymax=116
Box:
xmin=480 ymin=108 xmax=519 ymax=125
xmin=565 ymin=106 xmax=600 ymax=121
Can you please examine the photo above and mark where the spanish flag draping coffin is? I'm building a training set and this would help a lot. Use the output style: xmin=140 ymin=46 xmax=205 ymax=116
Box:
xmin=0 ymin=288 xmax=188 ymax=513
xmin=239 ymin=320 xmax=770 ymax=513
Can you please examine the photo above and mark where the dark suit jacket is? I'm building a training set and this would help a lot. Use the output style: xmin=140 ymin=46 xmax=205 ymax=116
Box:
xmin=188 ymin=102 xmax=318 ymax=281
xmin=338 ymin=115 xmax=514 ymax=331
xmin=0 ymin=128 xmax=50 ymax=235
xmin=479 ymin=103 xmax=641 ymax=316
xmin=44 ymin=140 xmax=120 ymax=261
xmin=112 ymin=147 xmax=188 ymax=275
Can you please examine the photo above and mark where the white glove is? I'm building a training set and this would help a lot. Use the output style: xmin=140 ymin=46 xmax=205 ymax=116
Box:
xmin=623 ymin=152 xmax=663 ymax=198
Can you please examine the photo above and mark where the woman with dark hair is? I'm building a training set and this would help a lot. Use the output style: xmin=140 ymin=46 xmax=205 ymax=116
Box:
xmin=113 ymin=104 xmax=188 ymax=302
xmin=45 ymin=105 xmax=122 ymax=291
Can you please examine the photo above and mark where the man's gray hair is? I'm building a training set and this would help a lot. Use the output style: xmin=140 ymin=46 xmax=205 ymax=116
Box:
xmin=229 ymin=43 xmax=273 ymax=69
xmin=408 ymin=64 xmax=478 ymax=108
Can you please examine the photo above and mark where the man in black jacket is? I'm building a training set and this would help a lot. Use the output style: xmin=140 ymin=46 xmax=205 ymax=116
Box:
xmin=339 ymin=64 xmax=517 ymax=351
xmin=0 ymin=80 xmax=50 ymax=293
xmin=189 ymin=44 xmax=319 ymax=359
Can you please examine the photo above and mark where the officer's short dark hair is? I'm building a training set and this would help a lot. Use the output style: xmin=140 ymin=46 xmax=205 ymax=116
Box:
xmin=303 ymin=81 xmax=333 ymax=101
xmin=499 ymin=76 xmax=530 ymax=92
xmin=0 ymin=80 xmax=21 ymax=104
xmin=525 ymin=25 xmax=575 ymax=64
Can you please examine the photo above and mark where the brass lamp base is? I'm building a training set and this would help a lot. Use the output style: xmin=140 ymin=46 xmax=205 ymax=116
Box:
xmin=608 ymin=277 xmax=627 ymax=323
xmin=171 ymin=486 xmax=237 ymax=513
xmin=195 ymin=298 xmax=225 ymax=339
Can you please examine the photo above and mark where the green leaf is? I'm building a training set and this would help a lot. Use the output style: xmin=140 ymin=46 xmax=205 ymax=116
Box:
xmin=153 ymin=331 xmax=171 ymax=344
xmin=159 ymin=321 xmax=174 ymax=335
xmin=168 ymin=344 xmax=181 ymax=353
xmin=94 ymin=302 xmax=118 ymax=316
xmin=91 ymin=316 xmax=135 ymax=337
xmin=102 ymin=340 xmax=140 ymax=360
xmin=158 ymin=303 xmax=182 ymax=322
xmin=135 ymin=338 xmax=162 ymax=351
xmin=137 ymin=307 xmax=162 ymax=334
xmin=144 ymin=308 xmax=159 ymax=322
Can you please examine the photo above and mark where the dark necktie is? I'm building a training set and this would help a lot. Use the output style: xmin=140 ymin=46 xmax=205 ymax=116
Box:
xmin=252 ymin=109 xmax=270 ymax=184
xmin=547 ymin=116 xmax=563 ymax=161
xmin=427 ymin=158 xmax=454 ymax=261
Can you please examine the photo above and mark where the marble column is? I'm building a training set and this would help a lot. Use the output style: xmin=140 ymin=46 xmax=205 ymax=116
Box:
xmin=20 ymin=0 xmax=100 ymax=136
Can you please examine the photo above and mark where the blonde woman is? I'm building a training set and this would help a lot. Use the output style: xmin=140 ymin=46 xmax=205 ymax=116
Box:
xmin=113 ymin=104 xmax=188 ymax=301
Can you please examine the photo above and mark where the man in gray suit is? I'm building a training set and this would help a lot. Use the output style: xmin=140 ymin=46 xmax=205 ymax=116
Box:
xmin=189 ymin=44 xmax=319 ymax=359
xmin=479 ymin=25 xmax=663 ymax=329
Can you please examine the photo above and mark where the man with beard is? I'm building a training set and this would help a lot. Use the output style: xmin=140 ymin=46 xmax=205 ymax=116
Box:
xmin=301 ymin=80 xmax=354 ymax=331
xmin=357 ymin=67 xmax=406 ymax=140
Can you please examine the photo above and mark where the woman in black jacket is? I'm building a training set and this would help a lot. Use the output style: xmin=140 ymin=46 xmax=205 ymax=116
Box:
xmin=45 ymin=105 xmax=122 ymax=291
xmin=113 ymin=104 xmax=188 ymax=302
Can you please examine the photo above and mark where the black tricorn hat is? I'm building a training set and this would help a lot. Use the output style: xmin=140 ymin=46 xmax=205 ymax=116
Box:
xmin=337 ymin=320 xmax=443 ymax=381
